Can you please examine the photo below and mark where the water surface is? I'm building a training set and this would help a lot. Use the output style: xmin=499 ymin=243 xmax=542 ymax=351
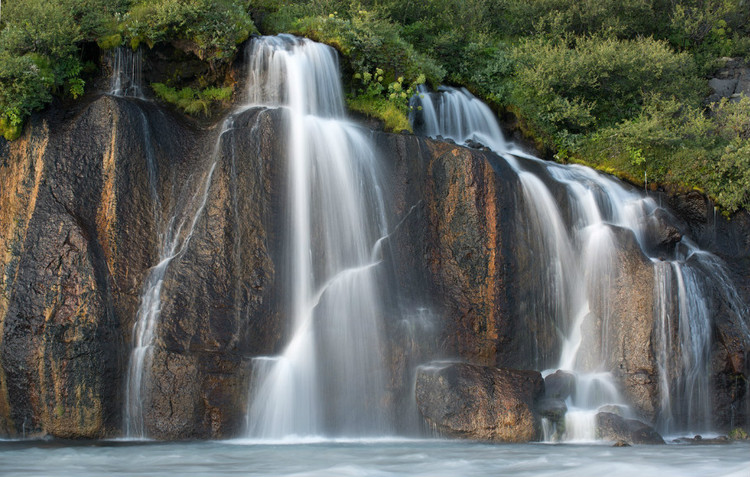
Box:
xmin=1 ymin=439 xmax=747 ymax=477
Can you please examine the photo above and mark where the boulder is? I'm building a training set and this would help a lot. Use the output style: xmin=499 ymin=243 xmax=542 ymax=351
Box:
xmin=415 ymin=362 xmax=544 ymax=442
xmin=596 ymin=412 xmax=664 ymax=445
xmin=544 ymin=370 xmax=575 ymax=400
xmin=586 ymin=226 xmax=660 ymax=422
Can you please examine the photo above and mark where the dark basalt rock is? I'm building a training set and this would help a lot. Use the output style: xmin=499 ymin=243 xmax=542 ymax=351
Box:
xmin=642 ymin=208 xmax=683 ymax=256
xmin=415 ymin=362 xmax=544 ymax=442
xmin=537 ymin=397 xmax=567 ymax=422
xmin=0 ymin=98 xmax=283 ymax=439
xmin=544 ymin=370 xmax=575 ymax=400
xmin=596 ymin=412 xmax=665 ymax=445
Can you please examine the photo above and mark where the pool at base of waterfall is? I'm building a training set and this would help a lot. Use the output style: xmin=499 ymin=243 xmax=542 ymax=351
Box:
xmin=0 ymin=439 xmax=747 ymax=476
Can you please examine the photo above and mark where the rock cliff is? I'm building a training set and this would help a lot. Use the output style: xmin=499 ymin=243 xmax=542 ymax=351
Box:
xmin=0 ymin=93 xmax=748 ymax=439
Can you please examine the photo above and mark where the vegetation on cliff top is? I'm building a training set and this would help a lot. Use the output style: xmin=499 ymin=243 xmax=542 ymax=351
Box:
xmin=1 ymin=0 xmax=749 ymax=211
xmin=0 ymin=0 xmax=255 ymax=139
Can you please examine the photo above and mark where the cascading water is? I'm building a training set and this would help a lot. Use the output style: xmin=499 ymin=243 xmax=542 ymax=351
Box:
xmin=244 ymin=35 xmax=393 ymax=439
xmin=109 ymin=47 xmax=144 ymax=98
xmin=123 ymin=123 xmax=226 ymax=438
xmin=411 ymin=86 xmax=749 ymax=439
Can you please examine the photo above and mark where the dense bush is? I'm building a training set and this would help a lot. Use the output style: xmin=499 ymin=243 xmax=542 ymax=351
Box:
xmin=0 ymin=0 xmax=254 ymax=137
xmin=581 ymin=95 xmax=750 ymax=212
xmin=510 ymin=36 xmax=704 ymax=142
xmin=1 ymin=0 xmax=749 ymax=211
xmin=123 ymin=0 xmax=256 ymax=62
xmin=151 ymin=83 xmax=233 ymax=116
xmin=257 ymin=3 xmax=443 ymax=131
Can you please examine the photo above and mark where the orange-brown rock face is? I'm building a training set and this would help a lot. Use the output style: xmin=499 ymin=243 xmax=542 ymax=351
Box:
xmin=415 ymin=363 xmax=544 ymax=442
xmin=0 ymin=97 xmax=135 ymax=438
xmin=0 ymin=98 xmax=284 ymax=439
xmin=377 ymin=136 xmax=520 ymax=370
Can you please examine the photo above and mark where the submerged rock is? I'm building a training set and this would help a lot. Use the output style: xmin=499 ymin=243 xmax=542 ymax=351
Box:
xmin=596 ymin=412 xmax=664 ymax=445
xmin=415 ymin=362 xmax=544 ymax=442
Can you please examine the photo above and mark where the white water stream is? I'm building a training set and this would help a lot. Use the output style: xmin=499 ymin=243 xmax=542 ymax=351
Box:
xmin=109 ymin=47 xmax=144 ymax=98
xmin=244 ymin=35 xmax=392 ymax=439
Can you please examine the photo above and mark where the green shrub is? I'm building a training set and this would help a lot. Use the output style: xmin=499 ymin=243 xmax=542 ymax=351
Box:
xmin=510 ymin=36 xmax=704 ymax=141
xmin=123 ymin=0 xmax=256 ymax=62
xmin=493 ymin=0 xmax=662 ymax=39
xmin=580 ymin=95 xmax=750 ymax=212
xmin=151 ymin=83 xmax=232 ymax=116
xmin=346 ymin=69 xmax=422 ymax=132
xmin=0 ymin=54 xmax=54 ymax=135
xmin=289 ymin=9 xmax=444 ymax=87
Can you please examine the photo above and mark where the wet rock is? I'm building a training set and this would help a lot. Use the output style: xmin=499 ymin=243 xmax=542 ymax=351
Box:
xmin=672 ymin=434 xmax=731 ymax=445
xmin=545 ymin=370 xmax=575 ymax=400
xmin=464 ymin=139 xmax=488 ymax=150
xmin=643 ymin=208 xmax=683 ymax=256
xmin=612 ymin=440 xmax=631 ymax=447
xmin=597 ymin=404 xmax=627 ymax=417
xmin=0 ymin=98 xmax=282 ymax=439
xmin=583 ymin=226 xmax=660 ymax=422
xmin=670 ymin=191 xmax=709 ymax=226
xmin=596 ymin=412 xmax=664 ymax=445
xmin=415 ymin=362 xmax=544 ymax=442
xmin=0 ymin=96 xmax=155 ymax=438
xmin=537 ymin=398 xmax=567 ymax=422
xmin=378 ymin=136 xmax=520 ymax=369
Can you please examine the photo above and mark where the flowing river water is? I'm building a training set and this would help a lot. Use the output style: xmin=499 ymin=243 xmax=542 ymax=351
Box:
xmin=1 ymin=439 xmax=748 ymax=477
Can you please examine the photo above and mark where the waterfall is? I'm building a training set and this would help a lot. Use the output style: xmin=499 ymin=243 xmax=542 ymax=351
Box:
xmin=411 ymin=86 xmax=749 ymax=438
xmin=123 ymin=119 xmax=227 ymax=437
xmin=109 ymin=47 xmax=144 ymax=98
xmin=411 ymin=85 xmax=507 ymax=152
xmin=244 ymin=35 xmax=393 ymax=439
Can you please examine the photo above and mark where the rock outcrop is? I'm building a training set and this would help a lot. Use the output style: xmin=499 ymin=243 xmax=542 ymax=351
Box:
xmin=596 ymin=412 xmax=665 ymax=445
xmin=415 ymin=362 xmax=544 ymax=442
xmin=0 ymin=97 xmax=284 ymax=439
xmin=707 ymin=58 xmax=750 ymax=103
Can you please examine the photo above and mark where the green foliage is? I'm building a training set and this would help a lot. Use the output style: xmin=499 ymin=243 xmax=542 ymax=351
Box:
xmin=0 ymin=0 xmax=255 ymax=138
xmin=729 ymin=427 xmax=749 ymax=440
xmin=347 ymin=68 xmax=422 ymax=132
xmin=347 ymin=96 xmax=411 ymax=133
xmin=151 ymin=83 xmax=232 ymax=117
xmin=0 ymin=53 xmax=54 ymax=139
xmin=581 ymin=95 xmax=750 ymax=212
xmin=288 ymin=8 xmax=444 ymax=87
xmin=510 ymin=36 xmax=704 ymax=140
xmin=0 ymin=0 xmax=133 ymax=137
xmin=123 ymin=0 xmax=256 ymax=61
xmin=493 ymin=0 xmax=663 ymax=39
